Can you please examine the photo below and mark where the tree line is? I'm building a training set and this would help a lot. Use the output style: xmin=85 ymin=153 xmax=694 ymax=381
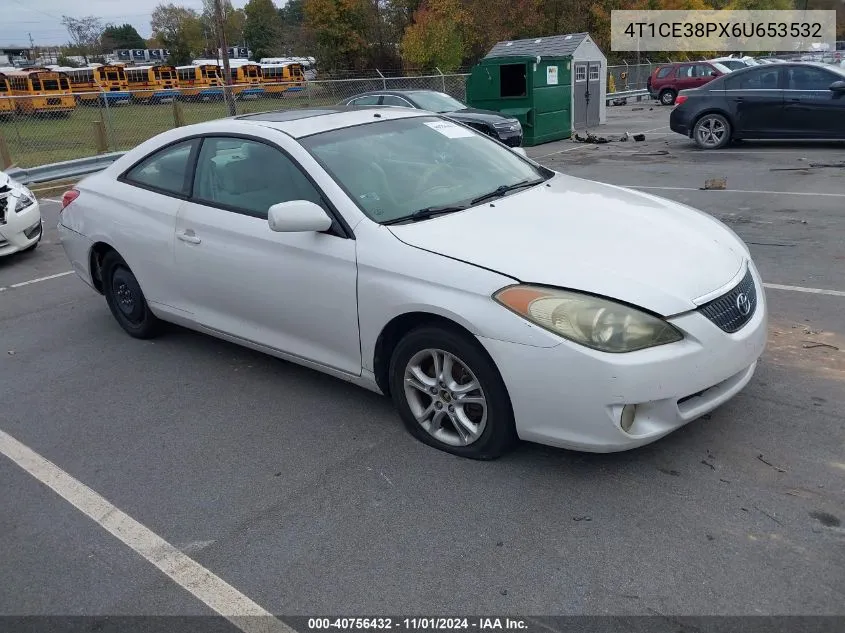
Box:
xmin=58 ymin=0 xmax=845 ymax=74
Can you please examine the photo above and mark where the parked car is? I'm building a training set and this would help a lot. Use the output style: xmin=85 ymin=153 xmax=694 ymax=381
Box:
xmin=338 ymin=90 xmax=523 ymax=147
xmin=648 ymin=61 xmax=728 ymax=105
xmin=708 ymin=56 xmax=756 ymax=70
xmin=670 ymin=62 xmax=845 ymax=149
xmin=0 ymin=170 xmax=42 ymax=257
xmin=58 ymin=107 xmax=767 ymax=459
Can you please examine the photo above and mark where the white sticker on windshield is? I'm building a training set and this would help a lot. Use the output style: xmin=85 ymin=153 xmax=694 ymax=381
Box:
xmin=424 ymin=121 xmax=476 ymax=138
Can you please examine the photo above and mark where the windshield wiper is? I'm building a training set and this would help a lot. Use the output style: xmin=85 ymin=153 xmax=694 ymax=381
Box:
xmin=470 ymin=179 xmax=545 ymax=205
xmin=382 ymin=205 xmax=467 ymax=225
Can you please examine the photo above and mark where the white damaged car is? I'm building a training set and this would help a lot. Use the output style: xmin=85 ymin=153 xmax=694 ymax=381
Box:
xmin=0 ymin=170 xmax=42 ymax=257
xmin=57 ymin=108 xmax=767 ymax=459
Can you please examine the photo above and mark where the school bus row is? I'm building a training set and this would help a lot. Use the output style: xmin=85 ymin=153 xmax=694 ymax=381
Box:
xmin=0 ymin=63 xmax=306 ymax=116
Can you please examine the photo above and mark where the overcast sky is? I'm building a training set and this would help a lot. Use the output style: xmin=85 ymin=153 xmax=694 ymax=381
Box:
xmin=3 ymin=0 xmax=250 ymax=47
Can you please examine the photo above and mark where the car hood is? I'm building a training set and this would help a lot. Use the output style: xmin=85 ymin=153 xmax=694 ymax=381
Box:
xmin=445 ymin=108 xmax=518 ymax=125
xmin=386 ymin=173 xmax=747 ymax=316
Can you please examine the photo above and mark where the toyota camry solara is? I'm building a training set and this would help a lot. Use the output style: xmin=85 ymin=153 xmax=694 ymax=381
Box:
xmin=58 ymin=107 xmax=767 ymax=459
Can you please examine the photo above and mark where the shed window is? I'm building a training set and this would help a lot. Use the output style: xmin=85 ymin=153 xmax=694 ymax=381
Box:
xmin=589 ymin=65 xmax=600 ymax=81
xmin=499 ymin=64 xmax=526 ymax=97
xmin=575 ymin=65 xmax=587 ymax=82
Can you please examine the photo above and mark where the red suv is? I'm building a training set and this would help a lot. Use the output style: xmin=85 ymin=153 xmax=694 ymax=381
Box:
xmin=647 ymin=62 xmax=726 ymax=105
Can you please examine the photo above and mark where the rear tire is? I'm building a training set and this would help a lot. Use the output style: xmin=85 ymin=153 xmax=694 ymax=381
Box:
xmin=693 ymin=113 xmax=731 ymax=149
xmin=659 ymin=89 xmax=677 ymax=106
xmin=102 ymin=252 xmax=161 ymax=339
xmin=388 ymin=326 xmax=517 ymax=460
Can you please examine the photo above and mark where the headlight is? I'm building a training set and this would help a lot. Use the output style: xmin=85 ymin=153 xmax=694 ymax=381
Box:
xmin=494 ymin=285 xmax=683 ymax=353
xmin=14 ymin=192 xmax=34 ymax=211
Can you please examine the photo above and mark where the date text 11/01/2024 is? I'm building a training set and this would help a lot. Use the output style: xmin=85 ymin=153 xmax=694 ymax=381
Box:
xmin=307 ymin=618 xmax=528 ymax=631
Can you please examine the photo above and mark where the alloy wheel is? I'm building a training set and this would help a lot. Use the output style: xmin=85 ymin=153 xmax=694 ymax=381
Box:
xmin=403 ymin=348 xmax=488 ymax=447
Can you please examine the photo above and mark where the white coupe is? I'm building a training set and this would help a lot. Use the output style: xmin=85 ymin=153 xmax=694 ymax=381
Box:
xmin=58 ymin=107 xmax=767 ymax=459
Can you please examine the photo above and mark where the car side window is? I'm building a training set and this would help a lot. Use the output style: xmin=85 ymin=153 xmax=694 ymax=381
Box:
xmin=381 ymin=95 xmax=412 ymax=107
xmin=123 ymin=139 xmax=197 ymax=196
xmin=656 ymin=66 xmax=674 ymax=79
xmin=787 ymin=67 xmax=836 ymax=90
xmin=677 ymin=65 xmax=694 ymax=78
xmin=192 ymin=137 xmax=325 ymax=219
xmin=696 ymin=64 xmax=717 ymax=77
xmin=724 ymin=68 xmax=780 ymax=90
xmin=348 ymin=95 xmax=380 ymax=106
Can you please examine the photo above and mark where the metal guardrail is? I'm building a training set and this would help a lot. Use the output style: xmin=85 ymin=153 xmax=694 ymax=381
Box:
xmin=6 ymin=152 xmax=125 ymax=186
xmin=605 ymin=89 xmax=651 ymax=104
xmin=6 ymin=87 xmax=652 ymax=186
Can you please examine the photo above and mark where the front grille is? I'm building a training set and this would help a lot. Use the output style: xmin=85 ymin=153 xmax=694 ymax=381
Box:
xmin=698 ymin=268 xmax=757 ymax=333
xmin=0 ymin=196 xmax=7 ymax=225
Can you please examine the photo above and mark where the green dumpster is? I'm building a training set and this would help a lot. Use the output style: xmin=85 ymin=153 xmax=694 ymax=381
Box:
xmin=466 ymin=56 xmax=572 ymax=146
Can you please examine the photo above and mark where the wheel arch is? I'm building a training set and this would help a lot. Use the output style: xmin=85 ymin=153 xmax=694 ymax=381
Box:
xmin=88 ymin=241 xmax=120 ymax=294
xmin=373 ymin=311 xmax=495 ymax=397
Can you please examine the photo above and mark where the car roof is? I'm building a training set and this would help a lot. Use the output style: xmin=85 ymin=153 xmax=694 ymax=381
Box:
xmin=233 ymin=105 xmax=429 ymax=138
xmin=345 ymin=89 xmax=442 ymax=99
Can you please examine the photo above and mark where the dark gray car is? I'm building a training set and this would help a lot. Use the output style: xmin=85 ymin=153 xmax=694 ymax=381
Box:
xmin=339 ymin=90 xmax=523 ymax=147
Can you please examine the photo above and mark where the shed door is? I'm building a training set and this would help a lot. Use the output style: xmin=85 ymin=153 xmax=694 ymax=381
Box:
xmin=573 ymin=63 xmax=588 ymax=128
xmin=587 ymin=62 xmax=601 ymax=127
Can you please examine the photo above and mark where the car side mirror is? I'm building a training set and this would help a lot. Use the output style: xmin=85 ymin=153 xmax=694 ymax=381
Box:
xmin=710 ymin=71 xmax=718 ymax=77
xmin=829 ymin=80 xmax=845 ymax=93
xmin=268 ymin=200 xmax=333 ymax=233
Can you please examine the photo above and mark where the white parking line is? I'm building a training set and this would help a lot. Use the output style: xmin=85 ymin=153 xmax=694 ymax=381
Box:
xmin=0 ymin=270 xmax=75 ymax=292
xmin=0 ymin=429 xmax=293 ymax=633
xmin=764 ymin=283 xmax=845 ymax=298
xmin=622 ymin=185 xmax=845 ymax=198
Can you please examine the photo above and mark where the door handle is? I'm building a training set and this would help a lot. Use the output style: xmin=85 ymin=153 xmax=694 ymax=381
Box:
xmin=177 ymin=231 xmax=201 ymax=244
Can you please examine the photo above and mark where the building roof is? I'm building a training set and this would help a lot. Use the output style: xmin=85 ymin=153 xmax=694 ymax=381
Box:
xmin=485 ymin=33 xmax=589 ymax=59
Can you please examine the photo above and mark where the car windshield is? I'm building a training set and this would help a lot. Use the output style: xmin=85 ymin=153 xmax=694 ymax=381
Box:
xmin=407 ymin=91 xmax=466 ymax=113
xmin=301 ymin=116 xmax=550 ymax=224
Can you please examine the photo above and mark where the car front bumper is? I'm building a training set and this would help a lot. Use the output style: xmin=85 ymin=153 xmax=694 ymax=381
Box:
xmin=478 ymin=261 xmax=768 ymax=452
xmin=0 ymin=197 xmax=41 ymax=257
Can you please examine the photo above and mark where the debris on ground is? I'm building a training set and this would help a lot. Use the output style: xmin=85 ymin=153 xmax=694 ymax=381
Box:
xmin=632 ymin=107 xmax=644 ymax=111
xmin=620 ymin=131 xmax=630 ymax=142
xmin=703 ymin=177 xmax=727 ymax=190
xmin=802 ymin=341 xmax=840 ymax=351
xmin=573 ymin=132 xmax=609 ymax=144
xmin=632 ymin=134 xmax=645 ymax=141
xmin=757 ymin=454 xmax=787 ymax=473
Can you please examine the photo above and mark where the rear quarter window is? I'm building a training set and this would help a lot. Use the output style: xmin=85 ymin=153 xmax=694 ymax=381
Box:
xmin=657 ymin=66 xmax=674 ymax=79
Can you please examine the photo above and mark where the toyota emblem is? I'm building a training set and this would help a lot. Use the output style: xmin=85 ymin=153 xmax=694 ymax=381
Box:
xmin=735 ymin=292 xmax=751 ymax=316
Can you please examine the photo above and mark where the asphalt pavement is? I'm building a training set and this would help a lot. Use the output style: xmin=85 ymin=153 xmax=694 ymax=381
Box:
xmin=1 ymin=105 xmax=843 ymax=622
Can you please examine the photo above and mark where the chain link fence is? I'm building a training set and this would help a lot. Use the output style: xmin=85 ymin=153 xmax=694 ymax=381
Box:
xmin=0 ymin=74 xmax=471 ymax=169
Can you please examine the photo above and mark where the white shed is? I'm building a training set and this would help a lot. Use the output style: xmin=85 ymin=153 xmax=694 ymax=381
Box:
xmin=484 ymin=32 xmax=608 ymax=130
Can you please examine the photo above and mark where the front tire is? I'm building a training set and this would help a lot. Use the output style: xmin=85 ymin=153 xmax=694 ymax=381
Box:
xmin=693 ymin=113 xmax=731 ymax=149
xmin=102 ymin=252 xmax=161 ymax=339
xmin=388 ymin=326 xmax=516 ymax=459
xmin=659 ymin=89 xmax=677 ymax=106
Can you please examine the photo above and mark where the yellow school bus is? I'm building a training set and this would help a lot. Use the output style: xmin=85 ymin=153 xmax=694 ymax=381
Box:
xmin=176 ymin=65 xmax=224 ymax=100
xmin=124 ymin=65 xmax=180 ymax=103
xmin=64 ymin=65 xmax=131 ymax=104
xmin=6 ymin=70 xmax=76 ymax=115
xmin=260 ymin=63 xmax=306 ymax=96
xmin=0 ymin=72 xmax=15 ymax=116
xmin=227 ymin=62 xmax=264 ymax=97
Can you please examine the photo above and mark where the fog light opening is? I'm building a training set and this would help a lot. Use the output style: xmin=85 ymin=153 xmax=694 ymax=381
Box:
xmin=620 ymin=404 xmax=637 ymax=434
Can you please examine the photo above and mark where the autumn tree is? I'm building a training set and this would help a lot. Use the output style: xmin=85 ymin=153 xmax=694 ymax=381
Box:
xmin=243 ymin=0 xmax=284 ymax=61
xmin=201 ymin=0 xmax=247 ymax=53
xmin=400 ymin=0 xmax=467 ymax=70
xmin=101 ymin=23 xmax=146 ymax=51
xmin=151 ymin=3 xmax=204 ymax=65
xmin=61 ymin=16 xmax=104 ymax=64
xmin=305 ymin=0 xmax=370 ymax=71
